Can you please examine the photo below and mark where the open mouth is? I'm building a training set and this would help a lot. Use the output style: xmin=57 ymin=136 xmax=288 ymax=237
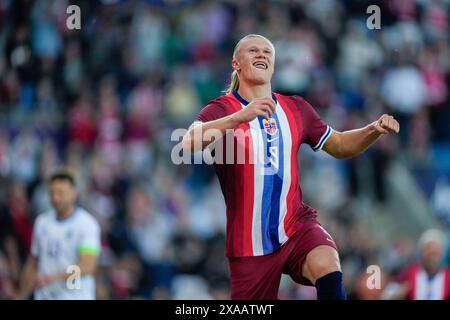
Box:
xmin=253 ymin=61 xmax=268 ymax=70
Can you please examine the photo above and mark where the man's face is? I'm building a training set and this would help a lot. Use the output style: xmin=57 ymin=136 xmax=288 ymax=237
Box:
xmin=421 ymin=241 xmax=443 ymax=271
xmin=49 ymin=180 xmax=77 ymax=214
xmin=232 ymin=37 xmax=275 ymax=87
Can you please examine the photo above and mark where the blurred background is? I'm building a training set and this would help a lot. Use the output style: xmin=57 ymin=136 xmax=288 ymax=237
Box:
xmin=0 ymin=0 xmax=449 ymax=300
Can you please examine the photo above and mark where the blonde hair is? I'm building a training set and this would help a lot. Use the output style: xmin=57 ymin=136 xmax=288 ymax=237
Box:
xmin=225 ymin=34 xmax=275 ymax=94
xmin=418 ymin=229 xmax=447 ymax=251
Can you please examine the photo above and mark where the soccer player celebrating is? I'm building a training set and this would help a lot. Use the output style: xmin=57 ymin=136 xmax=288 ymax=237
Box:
xmin=182 ymin=34 xmax=399 ymax=300
xmin=15 ymin=170 xmax=101 ymax=300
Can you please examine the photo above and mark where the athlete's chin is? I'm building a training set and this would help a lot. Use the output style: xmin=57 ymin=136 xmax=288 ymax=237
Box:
xmin=249 ymin=76 xmax=271 ymax=86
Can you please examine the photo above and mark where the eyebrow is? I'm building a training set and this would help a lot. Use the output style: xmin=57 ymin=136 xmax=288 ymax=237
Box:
xmin=248 ymin=46 xmax=273 ymax=52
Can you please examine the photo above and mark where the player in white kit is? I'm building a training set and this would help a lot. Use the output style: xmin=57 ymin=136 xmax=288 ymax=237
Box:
xmin=15 ymin=170 xmax=101 ymax=300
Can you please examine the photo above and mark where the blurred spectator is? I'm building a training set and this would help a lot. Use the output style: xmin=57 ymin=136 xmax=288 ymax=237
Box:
xmin=7 ymin=181 xmax=33 ymax=261
xmin=382 ymin=229 xmax=449 ymax=300
xmin=68 ymin=92 xmax=97 ymax=150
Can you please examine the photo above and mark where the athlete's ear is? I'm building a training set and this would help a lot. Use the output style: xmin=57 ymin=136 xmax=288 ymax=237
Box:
xmin=231 ymin=59 xmax=240 ymax=71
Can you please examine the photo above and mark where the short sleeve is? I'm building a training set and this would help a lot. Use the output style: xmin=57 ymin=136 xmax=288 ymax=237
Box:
xmin=192 ymin=100 xmax=228 ymax=127
xmin=79 ymin=217 xmax=101 ymax=256
xmin=298 ymin=97 xmax=332 ymax=152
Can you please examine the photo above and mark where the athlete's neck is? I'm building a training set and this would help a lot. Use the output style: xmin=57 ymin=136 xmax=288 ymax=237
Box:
xmin=56 ymin=205 xmax=76 ymax=220
xmin=237 ymin=83 xmax=272 ymax=102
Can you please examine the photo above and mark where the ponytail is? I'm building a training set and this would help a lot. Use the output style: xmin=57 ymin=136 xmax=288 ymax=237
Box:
xmin=225 ymin=70 xmax=239 ymax=94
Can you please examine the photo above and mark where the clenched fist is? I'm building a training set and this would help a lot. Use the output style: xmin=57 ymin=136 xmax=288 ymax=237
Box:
xmin=373 ymin=114 xmax=400 ymax=134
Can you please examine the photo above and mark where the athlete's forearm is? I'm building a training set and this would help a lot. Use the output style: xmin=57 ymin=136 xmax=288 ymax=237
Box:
xmin=324 ymin=114 xmax=399 ymax=159
xmin=183 ymin=114 xmax=242 ymax=152
xmin=49 ymin=267 xmax=94 ymax=283
xmin=38 ymin=258 xmax=97 ymax=287
xmin=334 ymin=122 xmax=382 ymax=159
xmin=15 ymin=256 xmax=37 ymax=299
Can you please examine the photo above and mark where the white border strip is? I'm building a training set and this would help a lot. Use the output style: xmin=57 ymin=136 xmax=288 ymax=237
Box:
xmin=312 ymin=126 xmax=332 ymax=152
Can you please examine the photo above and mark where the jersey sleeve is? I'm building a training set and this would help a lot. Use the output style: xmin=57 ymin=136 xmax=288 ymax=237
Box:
xmin=297 ymin=97 xmax=332 ymax=152
xmin=192 ymin=100 xmax=228 ymax=127
xmin=79 ymin=217 xmax=101 ymax=256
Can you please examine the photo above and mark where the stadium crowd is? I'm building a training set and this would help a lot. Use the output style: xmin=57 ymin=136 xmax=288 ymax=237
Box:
xmin=0 ymin=0 xmax=449 ymax=299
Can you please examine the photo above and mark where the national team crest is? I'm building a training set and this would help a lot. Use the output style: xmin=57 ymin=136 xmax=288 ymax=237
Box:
xmin=262 ymin=118 xmax=278 ymax=135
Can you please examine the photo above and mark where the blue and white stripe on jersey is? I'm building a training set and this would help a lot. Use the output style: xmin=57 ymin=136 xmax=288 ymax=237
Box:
xmin=257 ymin=110 xmax=284 ymax=254
xmin=233 ymin=91 xmax=294 ymax=256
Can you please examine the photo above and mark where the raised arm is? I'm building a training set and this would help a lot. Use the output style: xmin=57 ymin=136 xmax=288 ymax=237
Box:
xmin=182 ymin=97 xmax=276 ymax=152
xmin=182 ymin=114 xmax=242 ymax=152
xmin=323 ymin=114 xmax=399 ymax=159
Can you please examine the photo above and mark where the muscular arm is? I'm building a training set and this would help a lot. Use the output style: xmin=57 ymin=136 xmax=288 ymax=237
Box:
xmin=15 ymin=256 xmax=38 ymax=299
xmin=182 ymin=97 xmax=276 ymax=152
xmin=182 ymin=115 xmax=242 ymax=152
xmin=323 ymin=114 xmax=399 ymax=159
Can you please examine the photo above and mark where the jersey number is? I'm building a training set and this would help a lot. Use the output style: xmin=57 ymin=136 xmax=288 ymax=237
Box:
xmin=268 ymin=146 xmax=279 ymax=172
xmin=47 ymin=239 xmax=61 ymax=258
